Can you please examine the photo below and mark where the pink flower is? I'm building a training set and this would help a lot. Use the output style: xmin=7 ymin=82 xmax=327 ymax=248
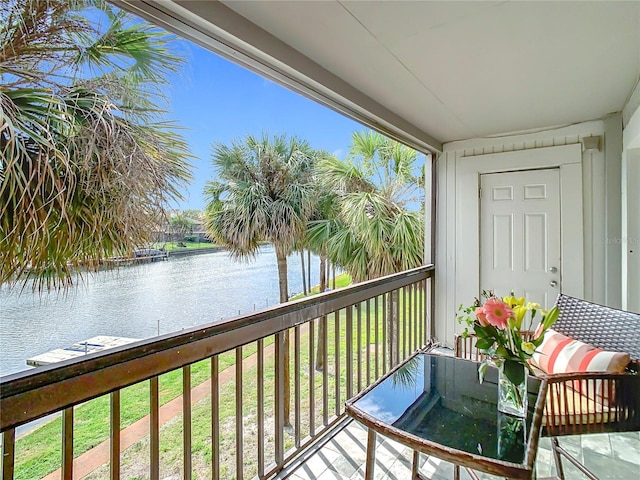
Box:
xmin=475 ymin=306 xmax=489 ymax=327
xmin=481 ymin=297 xmax=513 ymax=329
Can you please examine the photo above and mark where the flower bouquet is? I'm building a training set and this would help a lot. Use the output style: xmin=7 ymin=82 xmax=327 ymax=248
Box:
xmin=457 ymin=291 xmax=559 ymax=416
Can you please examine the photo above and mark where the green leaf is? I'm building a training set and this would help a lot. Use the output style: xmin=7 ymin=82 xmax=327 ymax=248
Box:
xmin=503 ymin=359 xmax=525 ymax=385
xmin=495 ymin=345 xmax=509 ymax=358
xmin=478 ymin=361 xmax=489 ymax=384
xmin=542 ymin=306 xmax=559 ymax=330
xmin=475 ymin=338 xmax=494 ymax=350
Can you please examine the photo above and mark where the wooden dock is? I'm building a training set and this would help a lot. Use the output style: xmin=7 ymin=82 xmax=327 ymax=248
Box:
xmin=26 ymin=336 xmax=139 ymax=367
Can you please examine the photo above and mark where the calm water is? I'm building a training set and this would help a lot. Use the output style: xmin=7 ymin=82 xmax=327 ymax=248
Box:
xmin=0 ymin=245 xmax=320 ymax=377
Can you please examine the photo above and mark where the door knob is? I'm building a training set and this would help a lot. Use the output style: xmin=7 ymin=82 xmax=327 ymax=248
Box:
xmin=549 ymin=267 xmax=557 ymax=273
xmin=549 ymin=280 xmax=558 ymax=287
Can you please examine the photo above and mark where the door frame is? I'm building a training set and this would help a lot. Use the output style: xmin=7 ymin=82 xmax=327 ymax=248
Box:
xmin=455 ymin=143 xmax=583 ymax=317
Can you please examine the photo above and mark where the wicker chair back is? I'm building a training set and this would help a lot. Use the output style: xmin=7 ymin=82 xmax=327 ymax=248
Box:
xmin=553 ymin=294 xmax=640 ymax=366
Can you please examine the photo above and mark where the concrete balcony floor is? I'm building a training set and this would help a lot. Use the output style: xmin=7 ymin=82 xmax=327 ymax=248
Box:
xmin=281 ymin=420 xmax=639 ymax=480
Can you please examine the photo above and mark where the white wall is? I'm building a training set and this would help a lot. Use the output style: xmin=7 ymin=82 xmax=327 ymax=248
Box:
xmin=434 ymin=120 xmax=623 ymax=345
xmin=622 ymin=86 xmax=640 ymax=313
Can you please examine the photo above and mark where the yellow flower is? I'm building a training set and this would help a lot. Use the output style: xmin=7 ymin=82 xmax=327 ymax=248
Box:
xmin=521 ymin=342 xmax=536 ymax=355
xmin=512 ymin=305 xmax=527 ymax=328
xmin=503 ymin=295 xmax=525 ymax=308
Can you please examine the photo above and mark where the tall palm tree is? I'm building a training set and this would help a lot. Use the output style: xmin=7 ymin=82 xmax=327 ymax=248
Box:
xmin=204 ymin=133 xmax=318 ymax=424
xmin=305 ymin=154 xmax=342 ymax=370
xmin=0 ymin=0 xmax=192 ymax=290
xmin=309 ymin=131 xmax=424 ymax=366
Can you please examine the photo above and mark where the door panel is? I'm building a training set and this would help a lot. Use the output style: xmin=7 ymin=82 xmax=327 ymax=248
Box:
xmin=480 ymin=169 xmax=561 ymax=309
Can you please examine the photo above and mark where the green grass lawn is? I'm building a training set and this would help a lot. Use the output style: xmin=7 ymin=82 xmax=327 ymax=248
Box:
xmin=13 ymin=274 xmax=428 ymax=479
xmin=13 ymin=346 xmax=266 ymax=480
xmin=290 ymin=272 xmax=352 ymax=300
xmin=155 ymin=241 xmax=220 ymax=251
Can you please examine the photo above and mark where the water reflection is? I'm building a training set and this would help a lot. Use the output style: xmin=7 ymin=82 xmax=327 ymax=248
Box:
xmin=0 ymin=245 xmax=319 ymax=376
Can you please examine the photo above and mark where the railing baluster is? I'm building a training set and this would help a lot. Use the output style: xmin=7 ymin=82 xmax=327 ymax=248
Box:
xmin=417 ymin=281 xmax=422 ymax=346
xmin=366 ymin=299 xmax=371 ymax=386
xmin=1 ymin=428 xmax=15 ymax=480
xmin=413 ymin=283 xmax=418 ymax=350
xmin=309 ymin=319 xmax=315 ymax=437
xmin=346 ymin=305 xmax=353 ymax=401
xmin=257 ymin=339 xmax=265 ymax=478
xmin=211 ymin=356 xmax=220 ymax=480
xmin=382 ymin=293 xmax=387 ymax=373
xmin=429 ymin=277 xmax=435 ymax=343
xmin=356 ymin=302 xmax=362 ymax=393
xmin=110 ymin=391 xmax=120 ymax=480
xmin=334 ymin=310 xmax=341 ymax=418
xmin=275 ymin=331 xmax=285 ymax=465
xmin=399 ymin=288 xmax=403 ymax=359
xmin=294 ymin=325 xmax=301 ymax=448
xmin=235 ymin=346 xmax=243 ymax=480
xmin=375 ymin=295 xmax=380 ymax=380
xmin=402 ymin=286 xmax=408 ymax=359
xmin=322 ymin=315 xmax=329 ymax=426
xmin=150 ymin=377 xmax=160 ymax=480
xmin=183 ymin=365 xmax=192 ymax=480
xmin=419 ymin=279 xmax=424 ymax=345
xmin=408 ymin=284 xmax=414 ymax=352
xmin=62 ymin=407 xmax=73 ymax=480
xmin=407 ymin=286 xmax=412 ymax=353
xmin=402 ymin=286 xmax=412 ymax=358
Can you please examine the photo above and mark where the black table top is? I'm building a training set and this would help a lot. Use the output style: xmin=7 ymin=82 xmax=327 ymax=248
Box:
xmin=346 ymin=353 xmax=546 ymax=475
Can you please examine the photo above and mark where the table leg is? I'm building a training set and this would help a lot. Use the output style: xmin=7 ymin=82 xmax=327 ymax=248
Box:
xmin=365 ymin=429 xmax=376 ymax=480
xmin=411 ymin=450 xmax=420 ymax=479
xmin=454 ymin=465 xmax=460 ymax=480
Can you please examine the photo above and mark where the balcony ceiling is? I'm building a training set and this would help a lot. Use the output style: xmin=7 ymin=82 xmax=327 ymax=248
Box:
xmin=116 ymin=1 xmax=640 ymax=152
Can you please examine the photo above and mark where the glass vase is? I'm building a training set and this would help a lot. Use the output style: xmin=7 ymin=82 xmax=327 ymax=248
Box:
xmin=497 ymin=360 xmax=528 ymax=417
xmin=497 ymin=412 xmax=527 ymax=461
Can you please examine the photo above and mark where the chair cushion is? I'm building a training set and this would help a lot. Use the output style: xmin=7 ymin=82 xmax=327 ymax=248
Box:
xmin=531 ymin=329 xmax=630 ymax=375
xmin=544 ymin=382 xmax=619 ymax=428
xmin=532 ymin=329 xmax=631 ymax=407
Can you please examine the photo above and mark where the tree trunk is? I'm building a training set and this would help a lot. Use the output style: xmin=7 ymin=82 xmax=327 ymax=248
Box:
xmin=387 ymin=290 xmax=400 ymax=368
xmin=275 ymin=248 xmax=291 ymax=426
xmin=315 ymin=252 xmax=327 ymax=371
xmin=307 ymin=250 xmax=311 ymax=293
xmin=300 ymin=250 xmax=307 ymax=295
xmin=332 ymin=263 xmax=336 ymax=289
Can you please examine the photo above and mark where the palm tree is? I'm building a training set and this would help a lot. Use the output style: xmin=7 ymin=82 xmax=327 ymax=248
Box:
xmin=305 ymin=155 xmax=342 ymax=370
xmin=204 ymin=133 xmax=318 ymax=424
xmin=0 ymin=0 xmax=192 ymax=290
xmin=309 ymin=131 xmax=424 ymax=366
xmin=170 ymin=211 xmax=197 ymax=242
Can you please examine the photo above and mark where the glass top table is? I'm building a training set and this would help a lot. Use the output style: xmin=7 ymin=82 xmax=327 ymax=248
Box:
xmin=345 ymin=352 xmax=548 ymax=480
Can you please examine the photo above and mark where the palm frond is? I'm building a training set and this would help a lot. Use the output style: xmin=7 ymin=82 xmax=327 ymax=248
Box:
xmin=1 ymin=0 xmax=193 ymax=290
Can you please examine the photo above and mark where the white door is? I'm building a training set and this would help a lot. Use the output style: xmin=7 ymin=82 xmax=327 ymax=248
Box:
xmin=480 ymin=169 xmax=561 ymax=308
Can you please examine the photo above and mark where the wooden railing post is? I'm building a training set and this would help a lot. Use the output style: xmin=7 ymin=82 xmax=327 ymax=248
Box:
xmin=110 ymin=391 xmax=120 ymax=480
xmin=62 ymin=408 xmax=73 ymax=480
xmin=274 ymin=331 xmax=285 ymax=467
xmin=1 ymin=429 xmax=15 ymax=480
xmin=150 ymin=377 xmax=159 ymax=480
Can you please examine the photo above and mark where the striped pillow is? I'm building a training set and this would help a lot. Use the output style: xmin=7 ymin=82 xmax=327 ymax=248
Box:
xmin=532 ymin=329 xmax=630 ymax=375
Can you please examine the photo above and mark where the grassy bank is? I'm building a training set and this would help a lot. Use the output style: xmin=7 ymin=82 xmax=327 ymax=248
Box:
xmin=155 ymin=241 xmax=219 ymax=251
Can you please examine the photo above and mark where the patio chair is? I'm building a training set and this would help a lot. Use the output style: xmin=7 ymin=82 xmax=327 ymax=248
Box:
xmin=455 ymin=294 xmax=640 ymax=480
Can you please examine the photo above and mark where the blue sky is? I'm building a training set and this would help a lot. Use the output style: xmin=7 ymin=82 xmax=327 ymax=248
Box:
xmin=165 ymin=40 xmax=365 ymax=211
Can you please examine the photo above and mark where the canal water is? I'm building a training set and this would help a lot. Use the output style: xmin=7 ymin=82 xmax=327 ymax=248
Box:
xmin=0 ymin=245 xmax=320 ymax=377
